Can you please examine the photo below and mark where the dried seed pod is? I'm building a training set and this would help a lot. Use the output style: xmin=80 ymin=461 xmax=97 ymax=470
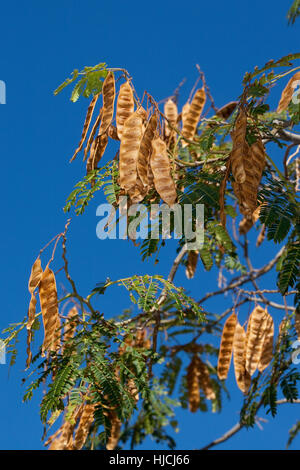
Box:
xmin=108 ymin=124 xmax=120 ymax=141
xmin=137 ymin=114 xmax=158 ymax=187
xmin=83 ymin=110 xmax=102 ymax=161
xmin=216 ymin=101 xmax=238 ymax=120
xmin=187 ymin=355 xmax=201 ymax=412
xmin=258 ymin=311 xmax=274 ymax=372
xmin=217 ymin=312 xmax=237 ymax=380
xmin=106 ymin=411 xmax=121 ymax=450
xmin=86 ymin=132 xmax=108 ymax=174
xmin=185 ymin=250 xmax=199 ymax=279
xmin=219 ymin=159 xmax=231 ymax=227
xmin=233 ymin=322 xmax=251 ymax=394
xmin=198 ymin=359 xmax=216 ymax=400
xmin=127 ymin=378 xmax=139 ymax=404
xmin=245 ymin=305 xmax=267 ymax=376
xmin=63 ymin=306 xmax=78 ymax=350
xmin=136 ymin=106 xmax=148 ymax=122
xmin=49 ymin=420 xmax=74 ymax=451
xmin=181 ymin=88 xmax=206 ymax=147
xmin=277 ymin=71 xmax=300 ymax=113
xmin=164 ymin=99 xmax=178 ymax=137
xmin=127 ymin=175 xmax=148 ymax=203
xmin=73 ymin=403 xmax=95 ymax=450
xmin=119 ymin=111 xmax=144 ymax=191
xmin=116 ymin=81 xmax=134 ymax=139
xmin=181 ymin=102 xmax=190 ymax=129
xmin=295 ymin=313 xmax=300 ymax=341
xmin=98 ymin=72 xmax=115 ymax=136
xmin=70 ymin=94 xmax=99 ymax=162
xmin=239 ymin=205 xmax=261 ymax=234
xmin=39 ymin=266 xmax=61 ymax=355
xmin=150 ymin=137 xmax=177 ymax=206
xmin=27 ymin=257 xmax=43 ymax=329
xmin=230 ymin=109 xmax=247 ymax=184
xmin=256 ymin=224 xmax=266 ymax=247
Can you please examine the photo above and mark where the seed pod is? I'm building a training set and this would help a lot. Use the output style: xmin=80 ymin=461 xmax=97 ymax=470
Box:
xmin=256 ymin=224 xmax=266 ymax=247
xmin=233 ymin=322 xmax=251 ymax=394
xmin=164 ymin=99 xmax=178 ymax=137
xmin=277 ymin=71 xmax=300 ymax=113
xmin=239 ymin=205 xmax=261 ymax=234
xmin=295 ymin=313 xmax=300 ymax=341
xmin=27 ymin=258 xmax=43 ymax=329
xmin=116 ymin=81 xmax=134 ymax=139
xmin=150 ymin=137 xmax=177 ymax=206
xmin=127 ymin=175 xmax=148 ymax=203
xmin=73 ymin=403 xmax=95 ymax=450
xmin=230 ymin=109 xmax=247 ymax=184
xmin=63 ymin=306 xmax=78 ymax=351
xmin=185 ymin=250 xmax=199 ymax=279
xmin=49 ymin=420 xmax=74 ymax=451
xmin=187 ymin=355 xmax=201 ymax=412
xmin=182 ymin=88 xmax=206 ymax=147
xmin=181 ymin=102 xmax=190 ymax=129
xmin=70 ymin=94 xmax=99 ymax=162
xmin=216 ymin=101 xmax=238 ymax=120
xmin=83 ymin=110 xmax=102 ymax=161
xmin=98 ymin=72 xmax=115 ymax=136
xmin=219 ymin=160 xmax=231 ymax=228
xmin=137 ymin=114 xmax=158 ymax=187
xmin=258 ymin=311 xmax=274 ymax=372
xmin=245 ymin=305 xmax=266 ymax=376
xmin=39 ymin=266 xmax=61 ymax=355
xmin=217 ymin=312 xmax=237 ymax=380
xmin=108 ymin=124 xmax=120 ymax=141
xmin=106 ymin=411 xmax=121 ymax=450
xmin=198 ymin=359 xmax=216 ymax=400
xmin=127 ymin=378 xmax=139 ymax=404
xmin=119 ymin=111 xmax=144 ymax=191
xmin=86 ymin=132 xmax=108 ymax=174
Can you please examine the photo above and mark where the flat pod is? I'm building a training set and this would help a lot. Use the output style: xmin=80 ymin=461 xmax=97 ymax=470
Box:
xmin=187 ymin=354 xmax=201 ymax=412
xmin=98 ymin=72 xmax=115 ymax=136
xmin=116 ymin=81 xmax=134 ymax=139
xmin=70 ymin=93 xmax=99 ymax=162
xmin=73 ymin=403 xmax=95 ymax=450
xmin=27 ymin=257 xmax=43 ymax=328
xmin=216 ymin=101 xmax=238 ymax=120
xmin=181 ymin=88 xmax=206 ymax=147
xmin=164 ymin=99 xmax=178 ymax=137
xmin=39 ymin=266 xmax=61 ymax=355
xmin=217 ymin=312 xmax=237 ymax=380
xmin=230 ymin=109 xmax=247 ymax=184
xmin=137 ymin=114 xmax=158 ymax=187
xmin=150 ymin=137 xmax=177 ymax=206
xmin=119 ymin=111 xmax=144 ymax=191
xmin=198 ymin=359 xmax=216 ymax=400
xmin=185 ymin=250 xmax=199 ymax=279
xmin=233 ymin=322 xmax=251 ymax=394
xmin=245 ymin=305 xmax=266 ymax=376
xmin=257 ymin=311 xmax=274 ymax=372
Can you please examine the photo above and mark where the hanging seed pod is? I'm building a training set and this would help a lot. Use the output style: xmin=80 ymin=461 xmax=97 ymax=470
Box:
xmin=181 ymin=88 xmax=206 ymax=147
xmin=217 ymin=312 xmax=237 ymax=380
xmin=277 ymin=71 xmax=300 ymax=113
xmin=245 ymin=305 xmax=266 ymax=376
xmin=150 ymin=137 xmax=177 ymax=206
xmin=108 ymin=124 xmax=120 ymax=141
xmin=73 ymin=403 xmax=95 ymax=450
xmin=70 ymin=94 xmax=99 ymax=162
xmin=63 ymin=306 xmax=78 ymax=351
xmin=216 ymin=101 xmax=238 ymax=120
xmin=219 ymin=160 xmax=231 ymax=228
xmin=185 ymin=250 xmax=199 ymax=279
xmin=119 ymin=111 xmax=144 ymax=191
xmin=256 ymin=224 xmax=266 ymax=247
xmin=98 ymin=72 xmax=115 ymax=136
xmin=198 ymin=359 xmax=216 ymax=400
xmin=181 ymin=102 xmax=190 ymax=129
xmin=127 ymin=175 xmax=148 ymax=203
xmin=230 ymin=109 xmax=247 ymax=184
xmin=106 ymin=411 xmax=122 ymax=450
xmin=39 ymin=266 xmax=61 ymax=355
xmin=258 ymin=311 xmax=274 ymax=372
xmin=26 ymin=257 xmax=43 ymax=368
xmin=233 ymin=322 xmax=251 ymax=394
xmin=164 ymin=99 xmax=178 ymax=137
xmin=83 ymin=110 xmax=102 ymax=161
xmin=239 ymin=205 xmax=261 ymax=234
xmin=137 ymin=114 xmax=158 ymax=187
xmin=187 ymin=355 xmax=201 ymax=412
xmin=116 ymin=81 xmax=134 ymax=139
xmin=86 ymin=132 xmax=108 ymax=174
xmin=49 ymin=420 xmax=74 ymax=451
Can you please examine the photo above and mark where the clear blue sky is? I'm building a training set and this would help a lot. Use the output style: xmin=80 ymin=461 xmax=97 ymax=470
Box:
xmin=0 ymin=0 xmax=299 ymax=450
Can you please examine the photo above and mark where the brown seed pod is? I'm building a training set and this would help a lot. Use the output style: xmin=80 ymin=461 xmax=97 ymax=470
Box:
xmin=181 ymin=102 xmax=190 ymax=129
xmin=185 ymin=250 xmax=199 ymax=279
xmin=116 ymin=81 xmax=134 ymax=139
xmin=181 ymin=88 xmax=206 ymax=147
xmin=127 ymin=378 xmax=139 ymax=404
xmin=63 ymin=306 xmax=78 ymax=351
xmin=39 ymin=266 xmax=61 ymax=355
xmin=219 ymin=159 xmax=231 ymax=228
xmin=258 ymin=311 xmax=274 ymax=372
xmin=277 ymin=71 xmax=300 ymax=113
xmin=164 ymin=99 xmax=178 ymax=137
xmin=119 ymin=111 xmax=144 ymax=191
xmin=233 ymin=322 xmax=251 ymax=394
xmin=127 ymin=175 xmax=148 ymax=203
xmin=108 ymin=124 xmax=120 ymax=141
xmin=187 ymin=354 xmax=201 ymax=412
xmin=150 ymin=137 xmax=177 ymax=206
xmin=70 ymin=94 xmax=99 ymax=162
xmin=198 ymin=359 xmax=216 ymax=400
xmin=86 ymin=132 xmax=108 ymax=174
xmin=98 ymin=72 xmax=115 ymax=136
xmin=239 ymin=205 xmax=261 ymax=234
xmin=230 ymin=109 xmax=247 ymax=184
xmin=27 ymin=257 xmax=43 ymax=329
xmin=245 ymin=305 xmax=267 ymax=376
xmin=217 ymin=312 xmax=237 ymax=380
xmin=216 ymin=101 xmax=238 ymax=120
xmin=49 ymin=420 xmax=74 ymax=451
xmin=83 ymin=110 xmax=102 ymax=161
xmin=73 ymin=403 xmax=95 ymax=450
xmin=137 ymin=114 xmax=158 ymax=188
xmin=256 ymin=224 xmax=266 ymax=247
xmin=106 ymin=411 xmax=121 ymax=450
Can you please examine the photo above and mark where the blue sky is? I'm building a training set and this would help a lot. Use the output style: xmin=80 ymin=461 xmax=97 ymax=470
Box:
xmin=0 ymin=0 xmax=299 ymax=450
